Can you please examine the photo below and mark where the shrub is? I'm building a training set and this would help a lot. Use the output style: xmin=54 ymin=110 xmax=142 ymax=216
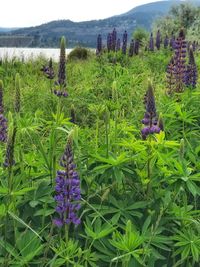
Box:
xmin=68 ymin=47 xmax=89 ymax=60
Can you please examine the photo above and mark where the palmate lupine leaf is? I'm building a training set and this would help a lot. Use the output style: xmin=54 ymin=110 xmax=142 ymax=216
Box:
xmin=84 ymin=217 xmax=115 ymax=240
xmin=109 ymin=220 xmax=148 ymax=265
xmin=172 ymin=228 xmax=200 ymax=264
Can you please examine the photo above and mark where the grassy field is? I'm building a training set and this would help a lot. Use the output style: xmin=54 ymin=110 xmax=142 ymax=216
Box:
xmin=0 ymin=43 xmax=200 ymax=266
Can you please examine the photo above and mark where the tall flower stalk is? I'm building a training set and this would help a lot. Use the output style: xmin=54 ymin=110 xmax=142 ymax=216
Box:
xmin=155 ymin=30 xmax=161 ymax=50
xmin=96 ymin=34 xmax=102 ymax=55
xmin=173 ymin=29 xmax=187 ymax=93
xmin=122 ymin=30 xmax=128 ymax=55
xmin=141 ymin=82 xmax=160 ymax=140
xmin=185 ymin=45 xmax=197 ymax=88
xmin=166 ymin=57 xmax=176 ymax=95
xmin=149 ymin=33 xmax=154 ymax=51
xmin=112 ymin=28 xmax=117 ymax=51
xmin=54 ymin=138 xmax=81 ymax=227
xmin=54 ymin=36 xmax=68 ymax=97
xmin=129 ymin=39 xmax=134 ymax=57
xmin=14 ymin=73 xmax=21 ymax=113
xmin=0 ymin=80 xmax=7 ymax=143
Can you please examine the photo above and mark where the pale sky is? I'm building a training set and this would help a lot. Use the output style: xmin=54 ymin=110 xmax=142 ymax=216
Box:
xmin=1 ymin=0 xmax=164 ymax=28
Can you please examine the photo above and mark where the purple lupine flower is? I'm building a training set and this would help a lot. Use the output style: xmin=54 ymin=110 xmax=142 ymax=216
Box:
xmin=166 ymin=56 xmax=176 ymax=95
xmin=164 ymin=35 xmax=169 ymax=48
xmin=54 ymin=37 xmax=68 ymax=97
xmin=41 ymin=58 xmax=55 ymax=80
xmin=0 ymin=114 xmax=7 ymax=143
xmin=128 ymin=39 xmax=134 ymax=57
xmin=54 ymin=139 xmax=81 ymax=227
xmin=141 ymin=83 xmax=160 ymax=140
xmin=116 ymin=38 xmax=121 ymax=51
xmin=185 ymin=45 xmax=197 ymax=88
xmin=134 ymin=39 xmax=139 ymax=55
xmin=173 ymin=29 xmax=187 ymax=93
xmin=149 ymin=33 xmax=154 ymax=51
xmin=122 ymin=30 xmax=128 ymax=55
xmin=0 ymin=80 xmax=4 ymax=114
xmin=96 ymin=34 xmax=102 ymax=55
xmin=0 ymin=81 xmax=7 ymax=143
xmin=112 ymin=28 xmax=117 ymax=51
xmin=107 ymin=33 xmax=112 ymax=52
xmin=155 ymin=30 xmax=161 ymax=50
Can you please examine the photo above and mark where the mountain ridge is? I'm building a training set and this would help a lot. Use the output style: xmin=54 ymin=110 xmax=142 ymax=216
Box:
xmin=0 ymin=0 xmax=200 ymax=48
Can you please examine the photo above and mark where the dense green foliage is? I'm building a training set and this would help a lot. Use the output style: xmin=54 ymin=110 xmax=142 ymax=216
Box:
xmin=0 ymin=45 xmax=200 ymax=267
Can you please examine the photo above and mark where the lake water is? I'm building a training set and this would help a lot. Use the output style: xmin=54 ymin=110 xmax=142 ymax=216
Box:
xmin=0 ymin=47 xmax=73 ymax=61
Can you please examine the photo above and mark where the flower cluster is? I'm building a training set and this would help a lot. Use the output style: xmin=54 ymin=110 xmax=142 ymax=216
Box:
xmin=166 ymin=57 xmax=176 ymax=95
xmin=116 ymin=38 xmax=121 ymax=51
xmin=149 ymin=33 xmax=154 ymax=51
xmin=96 ymin=34 xmax=102 ymax=55
xmin=41 ymin=58 xmax=55 ymax=80
xmin=134 ymin=40 xmax=140 ymax=55
xmin=185 ymin=45 xmax=197 ymax=88
xmin=155 ymin=30 xmax=161 ymax=50
xmin=112 ymin=28 xmax=117 ymax=51
xmin=4 ymin=126 xmax=17 ymax=167
xmin=14 ymin=73 xmax=21 ymax=113
xmin=0 ymin=81 xmax=7 ymax=143
xmin=141 ymin=83 xmax=160 ymax=140
xmin=122 ymin=30 xmax=128 ymax=54
xmin=0 ymin=114 xmax=7 ymax=142
xmin=164 ymin=35 xmax=169 ymax=49
xmin=173 ymin=29 xmax=187 ymax=93
xmin=54 ymin=139 xmax=81 ymax=227
xmin=107 ymin=33 xmax=112 ymax=52
xmin=53 ymin=37 xmax=68 ymax=97
xmin=129 ymin=39 xmax=134 ymax=57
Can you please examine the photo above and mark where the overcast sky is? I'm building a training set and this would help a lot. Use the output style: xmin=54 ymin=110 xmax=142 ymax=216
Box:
xmin=1 ymin=0 xmax=165 ymax=28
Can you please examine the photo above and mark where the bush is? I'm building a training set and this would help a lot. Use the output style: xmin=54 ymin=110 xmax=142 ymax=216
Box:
xmin=68 ymin=46 xmax=89 ymax=60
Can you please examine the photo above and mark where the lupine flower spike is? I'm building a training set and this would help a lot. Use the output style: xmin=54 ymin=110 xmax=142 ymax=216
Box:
xmin=54 ymin=138 xmax=81 ymax=227
xmin=122 ymin=30 xmax=128 ymax=54
xmin=96 ymin=34 xmax=102 ymax=55
xmin=149 ymin=33 xmax=154 ymax=51
xmin=54 ymin=36 xmax=68 ymax=97
xmin=185 ymin=45 xmax=197 ymax=88
xmin=166 ymin=57 xmax=176 ymax=95
xmin=41 ymin=58 xmax=55 ymax=80
xmin=164 ymin=35 xmax=169 ymax=48
xmin=107 ymin=33 xmax=112 ymax=52
xmin=156 ymin=30 xmax=161 ymax=50
xmin=4 ymin=125 xmax=17 ymax=167
xmin=0 ymin=80 xmax=7 ymax=143
xmin=134 ymin=40 xmax=139 ymax=55
xmin=14 ymin=73 xmax=21 ymax=113
xmin=141 ymin=82 xmax=160 ymax=140
xmin=112 ymin=28 xmax=117 ymax=51
xmin=173 ymin=28 xmax=187 ymax=93
xmin=129 ymin=39 xmax=134 ymax=57
xmin=116 ymin=38 xmax=121 ymax=51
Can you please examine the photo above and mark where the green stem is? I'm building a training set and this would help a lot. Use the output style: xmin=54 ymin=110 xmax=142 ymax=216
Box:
xmin=146 ymin=138 xmax=152 ymax=198
xmin=95 ymin=117 xmax=99 ymax=153
xmin=65 ymin=224 xmax=69 ymax=267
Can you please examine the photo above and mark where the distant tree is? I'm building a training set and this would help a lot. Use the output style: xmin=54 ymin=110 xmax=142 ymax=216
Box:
xmin=153 ymin=3 xmax=200 ymax=38
xmin=133 ymin=28 xmax=148 ymax=46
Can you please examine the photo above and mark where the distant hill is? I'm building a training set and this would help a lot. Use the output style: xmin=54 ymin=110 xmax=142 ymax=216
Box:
xmin=0 ymin=0 xmax=200 ymax=48
xmin=0 ymin=27 xmax=18 ymax=33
